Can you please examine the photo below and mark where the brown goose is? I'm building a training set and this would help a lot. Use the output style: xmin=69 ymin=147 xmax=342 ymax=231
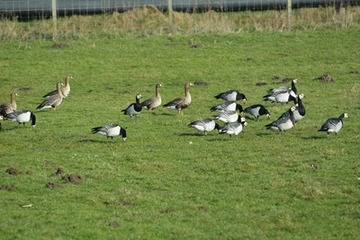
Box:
xmin=141 ymin=83 xmax=162 ymax=112
xmin=0 ymin=92 xmax=17 ymax=119
xmin=43 ymin=74 xmax=73 ymax=99
xmin=37 ymin=82 xmax=64 ymax=110
xmin=163 ymin=82 xmax=192 ymax=115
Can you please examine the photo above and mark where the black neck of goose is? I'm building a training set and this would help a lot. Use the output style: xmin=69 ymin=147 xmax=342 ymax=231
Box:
xmin=290 ymin=110 xmax=296 ymax=123
xmin=136 ymin=96 xmax=140 ymax=104
xmin=120 ymin=128 xmax=127 ymax=138
xmin=31 ymin=113 xmax=36 ymax=126
xmin=297 ymin=97 xmax=303 ymax=107
xmin=236 ymin=104 xmax=243 ymax=112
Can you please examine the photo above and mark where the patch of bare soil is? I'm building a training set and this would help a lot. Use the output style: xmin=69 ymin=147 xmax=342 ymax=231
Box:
xmin=160 ymin=207 xmax=175 ymax=214
xmin=62 ymin=174 xmax=82 ymax=184
xmin=46 ymin=182 xmax=63 ymax=189
xmin=6 ymin=167 xmax=19 ymax=175
xmin=0 ymin=184 xmax=16 ymax=191
xmin=109 ymin=221 xmax=120 ymax=228
xmin=55 ymin=167 xmax=64 ymax=175
xmin=272 ymin=75 xmax=296 ymax=83
xmin=194 ymin=80 xmax=208 ymax=86
xmin=313 ymin=74 xmax=335 ymax=82
xmin=256 ymin=82 xmax=267 ymax=86
xmin=52 ymin=43 xmax=69 ymax=49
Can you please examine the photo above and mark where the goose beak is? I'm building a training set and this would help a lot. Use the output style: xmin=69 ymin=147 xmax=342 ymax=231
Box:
xmin=122 ymin=137 xmax=127 ymax=141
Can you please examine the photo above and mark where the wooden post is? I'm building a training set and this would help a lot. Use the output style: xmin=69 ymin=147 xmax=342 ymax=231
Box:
xmin=287 ymin=0 xmax=292 ymax=30
xmin=51 ymin=0 xmax=58 ymax=39
xmin=168 ymin=0 xmax=173 ymax=32
xmin=168 ymin=0 xmax=173 ymax=23
xmin=339 ymin=0 xmax=346 ymax=16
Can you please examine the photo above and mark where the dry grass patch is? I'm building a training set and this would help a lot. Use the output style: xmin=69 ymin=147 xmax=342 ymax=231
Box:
xmin=0 ymin=6 xmax=360 ymax=40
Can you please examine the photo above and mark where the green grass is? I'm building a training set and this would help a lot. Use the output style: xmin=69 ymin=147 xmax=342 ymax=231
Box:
xmin=0 ymin=28 xmax=360 ymax=239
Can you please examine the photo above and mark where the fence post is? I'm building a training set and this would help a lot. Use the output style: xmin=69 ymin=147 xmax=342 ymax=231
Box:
xmin=168 ymin=0 xmax=173 ymax=32
xmin=51 ymin=0 xmax=58 ymax=39
xmin=287 ymin=0 xmax=292 ymax=30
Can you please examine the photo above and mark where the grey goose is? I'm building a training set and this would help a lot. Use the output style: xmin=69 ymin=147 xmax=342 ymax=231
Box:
xmin=141 ymin=84 xmax=162 ymax=112
xmin=37 ymin=82 xmax=64 ymax=110
xmin=0 ymin=92 xmax=18 ymax=119
xmin=43 ymin=74 xmax=73 ymax=99
xmin=163 ymin=82 xmax=192 ymax=115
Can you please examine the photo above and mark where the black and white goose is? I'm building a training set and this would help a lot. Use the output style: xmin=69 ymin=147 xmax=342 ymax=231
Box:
xmin=215 ymin=90 xmax=247 ymax=102
xmin=141 ymin=83 xmax=162 ymax=112
xmin=210 ymin=101 xmax=243 ymax=114
xmin=265 ymin=106 xmax=296 ymax=132
xmin=0 ymin=92 xmax=17 ymax=119
xmin=163 ymin=82 xmax=192 ymax=115
xmin=43 ymin=74 xmax=73 ymax=99
xmin=293 ymin=93 xmax=305 ymax=122
xmin=188 ymin=118 xmax=221 ymax=135
xmin=214 ymin=111 xmax=239 ymax=123
xmin=37 ymin=82 xmax=64 ymax=110
xmin=318 ymin=113 xmax=348 ymax=135
xmin=244 ymin=104 xmax=270 ymax=120
xmin=219 ymin=116 xmax=248 ymax=137
xmin=122 ymin=94 xmax=142 ymax=117
xmin=263 ymin=79 xmax=297 ymax=104
xmin=5 ymin=109 xmax=36 ymax=127
xmin=91 ymin=123 xmax=127 ymax=141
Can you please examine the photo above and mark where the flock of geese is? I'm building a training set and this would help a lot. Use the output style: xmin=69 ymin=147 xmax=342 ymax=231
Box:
xmin=0 ymin=75 xmax=349 ymax=141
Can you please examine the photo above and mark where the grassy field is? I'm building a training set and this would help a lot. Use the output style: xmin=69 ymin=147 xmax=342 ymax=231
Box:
xmin=0 ymin=26 xmax=360 ymax=238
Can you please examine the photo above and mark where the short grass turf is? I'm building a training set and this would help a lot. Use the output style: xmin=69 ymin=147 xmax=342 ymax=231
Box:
xmin=0 ymin=28 xmax=360 ymax=239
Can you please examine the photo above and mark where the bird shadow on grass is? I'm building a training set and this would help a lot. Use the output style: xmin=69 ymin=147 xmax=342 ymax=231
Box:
xmin=179 ymin=132 xmax=207 ymax=137
xmin=301 ymin=135 xmax=326 ymax=140
xmin=179 ymin=132 xmax=233 ymax=141
xmin=0 ymin=125 xmax=34 ymax=131
xmin=78 ymin=138 xmax=122 ymax=144
xmin=255 ymin=132 xmax=273 ymax=137
xmin=157 ymin=112 xmax=178 ymax=117
xmin=206 ymin=137 xmax=240 ymax=142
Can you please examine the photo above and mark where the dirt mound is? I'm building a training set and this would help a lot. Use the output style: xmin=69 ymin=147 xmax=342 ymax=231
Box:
xmin=313 ymin=74 xmax=334 ymax=82
xmin=6 ymin=167 xmax=19 ymax=175
xmin=0 ymin=184 xmax=16 ymax=191
xmin=62 ymin=174 xmax=82 ymax=184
